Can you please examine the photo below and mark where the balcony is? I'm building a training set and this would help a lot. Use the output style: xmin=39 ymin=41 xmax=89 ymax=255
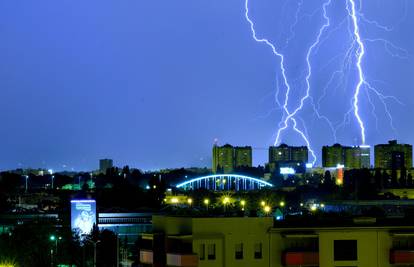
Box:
xmin=282 ymin=251 xmax=319 ymax=266
xmin=166 ymin=253 xmax=198 ymax=267
xmin=140 ymin=250 xmax=154 ymax=264
xmin=390 ymin=250 xmax=414 ymax=264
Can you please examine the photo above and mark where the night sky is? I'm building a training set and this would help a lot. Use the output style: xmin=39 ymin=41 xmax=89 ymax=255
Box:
xmin=0 ymin=0 xmax=413 ymax=171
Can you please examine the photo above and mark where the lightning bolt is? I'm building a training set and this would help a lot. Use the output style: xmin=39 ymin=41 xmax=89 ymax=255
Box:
xmin=346 ymin=0 xmax=367 ymax=144
xmin=245 ymin=0 xmax=406 ymax=165
xmin=276 ymin=0 xmax=332 ymax=163
xmin=345 ymin=0 xmax=406 ymax=144
xmin=244 ymin=0 xmax=329 ymax=165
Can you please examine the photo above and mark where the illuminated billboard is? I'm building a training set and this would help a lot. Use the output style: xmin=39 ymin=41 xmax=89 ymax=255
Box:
xmin=280 ymin=167 xmax=295 ymax=175
xmin=71 ymin=199 xmax=96 ymax=236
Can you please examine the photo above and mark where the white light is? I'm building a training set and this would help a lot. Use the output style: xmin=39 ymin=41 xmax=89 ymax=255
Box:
xmin=280 ymin=167 xmax=295 ymax=175
xmin=306 ymin=163 xmax=313 ymax=168
xmin=336 ymin=164 xmax=345 ymax=169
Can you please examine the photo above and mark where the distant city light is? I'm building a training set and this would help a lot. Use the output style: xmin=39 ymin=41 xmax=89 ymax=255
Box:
xmin=263 ymin=205 xmax=271 ymax=214
xmin=279 ymin=201 xmax=285 ymax=207
xmin=171 ymin=198 xmax=179 ymax=204
xmin=222 ymin=197 xmax=230 ymax=204
xmin=336 ymin=164 xmax=345 ymax=169
xmin=280 ymin=167 xmax=295 ymax=175
xmin=306 ymin=163 xmax=313 ymax=168
xmin=187 ymin=198 xmax=193 ymax=205
xmin=260 ymin=201 xmax=266 ymax=206
xmin=203 ymin=199 xmax=210 ymax=205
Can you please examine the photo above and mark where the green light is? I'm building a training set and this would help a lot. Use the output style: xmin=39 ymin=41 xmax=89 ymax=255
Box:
xmin=50 ymin=235 xmax=56 ymax=241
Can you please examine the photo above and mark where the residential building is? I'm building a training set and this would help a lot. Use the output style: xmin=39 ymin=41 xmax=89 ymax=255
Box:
xmin=322 ymin=144 xmax=371 ymax=169
xmin=99 ymin=158 xmax=113 ymax=174
xmin=268 ymin=144 xmax=308 ymax=173
xmin=139 ymin=215 xmax=414 ymax=267
xmin=375 ymin=140 xmax=413 ymax=169
xmin=234 ymin=146 xmax=252 ymax=169
xmin=212 ymin=145 xmax=252 ymax=174
xmin=269 ymin=144 xmax=308 ymax=164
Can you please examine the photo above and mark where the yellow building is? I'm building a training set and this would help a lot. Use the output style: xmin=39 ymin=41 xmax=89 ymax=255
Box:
xmin=140 ymin=216 xmax=414 ymax=267
xmin=212 ymin=145 xmax=252 ymax=174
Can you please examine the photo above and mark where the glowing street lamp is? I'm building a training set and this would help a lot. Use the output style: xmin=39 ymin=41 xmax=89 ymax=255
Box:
xmin=187 ymin=198 xmax=193 ymax=206
xmin=204 ymin=198 xmax=210 ymax=211
xmin=49 ymin=235 xmax=61 ymax=266
xmin=171 ymin=197 xmax=179 ymax=204
xmin=260 ymin=201 xmax=266 ymax=207
xmin=24 ymin=175 xmax=29 ymax=193
xmin=222 ymin=197 xmax=230 ymax=205
xmin=222 ymin=197 xmax=231 ymax=212
xmin=263 ymin=205 xmax=271 ymax=215
xmin=240 ymin=200 xmax=246 ymax=211
xmin=279 ymin=201 xmax=285 ymax=207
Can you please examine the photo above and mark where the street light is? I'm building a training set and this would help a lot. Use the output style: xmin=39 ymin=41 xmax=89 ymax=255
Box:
xmin=263 ymin=205 xmax=271 ymax=215
xmin=240 ymin=200 xmax=246 ymax=211
xmin=203 ymin=198 xmax=210 ymax=211
xmin=222 ymin=197 xmax=231 ymax=213
xmin=49 ymin=235 xmax=61 ymax=267
xmin=24 ymin=175 xmax=29 ymax=193
xmin=187 ymin=198 xmax=193 ymax=206
xmin=279 ymin=201 xmax=285 ymax=207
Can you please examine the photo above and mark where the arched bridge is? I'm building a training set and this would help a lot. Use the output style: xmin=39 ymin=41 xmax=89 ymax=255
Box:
xmin=175 ymin=174 xmax=273 ymax=191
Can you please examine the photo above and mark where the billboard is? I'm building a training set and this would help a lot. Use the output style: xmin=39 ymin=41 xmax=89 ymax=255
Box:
xmin=71 ymin=199 xmax=96 ymax=236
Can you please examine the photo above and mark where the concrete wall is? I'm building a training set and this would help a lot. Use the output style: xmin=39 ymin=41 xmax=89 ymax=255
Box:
xmin=192 ymin=217 xmax=273 ymax=267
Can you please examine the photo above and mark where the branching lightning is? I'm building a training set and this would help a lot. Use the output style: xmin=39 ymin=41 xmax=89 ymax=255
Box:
xmin=347 ymin=0 xmax=367 ymax=144
xmin=245 ymin=0 xmax=407 ymax=164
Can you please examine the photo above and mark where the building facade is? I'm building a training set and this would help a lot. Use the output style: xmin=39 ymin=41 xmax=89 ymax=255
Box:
xmin=234 ymin=147 xmax=253 ymax=169
xmin=375 ymin=140 xmax=413 ymax=169
xmin=139 ymin=216 xmax=414 ymax=267
xmin=269 ymin=144 xmax=308 ymax=164
xmin=212 ymin=145 xmax=252 ymax=174
xmin=99 ymin=158 xmax=113 ymax=174
xmin=322 ymin=144 xmax=371 ymax=169
xmin=268 ymin=144 xmax=308 ymax=173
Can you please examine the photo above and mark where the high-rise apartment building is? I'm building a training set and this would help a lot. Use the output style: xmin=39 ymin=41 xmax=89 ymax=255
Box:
xmin=99 ymin=159 xmax=113 ymax=174
xmin=322 ymin=144 xmax=344 ymax=168
xmin=212 ymin=145 xmax=252 ymax=173
xmin=360 ymin=145 xmax=371 ymax=168
xmin=322 ymin=144 xmax=371 ymax=169
xmin=234 ymin=146 xmax=252 ymax=169
xmin=269 ymin=144 xmax=308 ymax=164
xmin=268 ymin=144 xmax=308 ymax=173
xmin=375 ymin=140 xmax=413 ymax=169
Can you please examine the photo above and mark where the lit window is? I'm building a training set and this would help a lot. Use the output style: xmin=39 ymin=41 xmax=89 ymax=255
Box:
xmin=235 ymin=243 xmax=243 ymax=260
xmin=254 ymin=243 xmax=262 ymax=259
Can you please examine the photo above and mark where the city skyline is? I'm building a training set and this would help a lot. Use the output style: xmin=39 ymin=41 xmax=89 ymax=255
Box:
xmin=0 ymin=1 xmax=413 ymax=171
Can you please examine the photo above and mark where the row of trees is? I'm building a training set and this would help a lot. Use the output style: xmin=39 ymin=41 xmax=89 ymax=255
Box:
xmin=0 ymin=222 xmax=132 ymax=267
